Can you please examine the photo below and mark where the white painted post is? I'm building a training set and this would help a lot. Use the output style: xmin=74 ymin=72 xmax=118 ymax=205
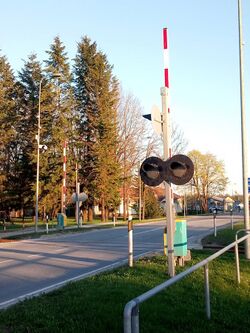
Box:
xmin=128 ymin=217 xmax=133 ymax=268
xmin=204 ymin=264 xmax=211 ymax=319
xmin=213 ymin=213 xmax=217 ymax=237
xmin=161 ymin=27 xmax=175 ymax=277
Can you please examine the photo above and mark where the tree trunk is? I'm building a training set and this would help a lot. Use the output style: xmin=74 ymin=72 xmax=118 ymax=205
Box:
xmin=101 ymin=197 xmax=105 ymax=222
xmin=105 ymin=207 xmax=109 ymax=221
xmin=123 ymin=182 xmax=127 ymax=221
xmin=83 ymin=208 xmax=87 ymax=222
xmin=142 ymin=185 xmax=145 ymax=220
xmin=88 ymin=205 xmax=93 ymax=222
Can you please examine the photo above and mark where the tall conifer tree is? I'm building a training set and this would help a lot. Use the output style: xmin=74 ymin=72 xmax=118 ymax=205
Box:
xmin=41 ymin=36 xmax=76 ymax=216
xmin=74 ymin=37 xmax=121 ymax=221
xmin=17 ymin=54 xmax=45 ymax=215
xmin=0 ymin=55 xmax=18 ymax=212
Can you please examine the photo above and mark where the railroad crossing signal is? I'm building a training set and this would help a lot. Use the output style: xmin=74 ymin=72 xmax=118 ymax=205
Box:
xmin=140 ymin=154 xmax=194 ymax=186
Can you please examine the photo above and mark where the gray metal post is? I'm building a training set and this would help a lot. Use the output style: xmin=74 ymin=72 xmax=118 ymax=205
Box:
xmin=138 ymin=165 xmax=142 ymax=222
xmin=75 ymin=163 xmax=79 ymax=227
xmin=124 ymin=300 xmax=137 ymax=333
xmin=183 ymin=193 xmax=186 ymax=217
xmin=128 ymin=219 xmax=133 ymax=267
xmin=204 ymin=264 xmax=211 ymax=319
xmin=77 ymin=182 xmax=81 ymax=228
xmin=161 ymin=87 xmax=175 ymax=277
xmin=213 ymin=214 xmax=217 ymax=237
xmin=238 ymin=0 xmax=250 ymax=259
xmin=35 ymin=79 xmax=42 ymax=233
xmin=131 ymin=304 xmax=139 ymax=333
xmin=235 ymin=240 xmax=241 ymax=284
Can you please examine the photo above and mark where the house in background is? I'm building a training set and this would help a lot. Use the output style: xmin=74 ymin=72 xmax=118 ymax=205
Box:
xmin=152 ymin=186 xmax=183 ymax=214
xmin=208 ymin=196 xmax=235 ymax=212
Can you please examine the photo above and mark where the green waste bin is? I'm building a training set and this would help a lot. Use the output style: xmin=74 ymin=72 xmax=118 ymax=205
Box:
xmin=57 ymin=213 xmax=67 ymax=229
xmin=174 ymin=219 xmax=187 ymax=256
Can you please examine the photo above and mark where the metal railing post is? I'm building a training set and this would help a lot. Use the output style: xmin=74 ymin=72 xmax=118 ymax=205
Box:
xmin=235 ymin=229 xmax=250 ymax=284
xmin=131 ymin=304 xmax=139 ymax=333
xmin=235 ymin=239 xmax=240 ymax=284
xmin=204 ymin=263 xmax=211 ymax=319
xmin=124 ymin=300 xmax=137 ymax=333
xmin=123 ymin=233 xmax=250 ymax=332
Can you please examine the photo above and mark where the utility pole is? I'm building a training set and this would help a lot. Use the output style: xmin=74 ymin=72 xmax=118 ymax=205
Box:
xmin=237 ymin=0 xmax=250 ymax=259
xmin=75 ymin=162 xmax=79 ymax=227
xmin=35 ymin=79 xmax=43 ymax=233
xmin=161 ymin=27 xmax=175 ymax=277
xmin=138 ymin=162 xmax=142 ymax=221
xmin=62 ymin=140 xmax=67 ymax=214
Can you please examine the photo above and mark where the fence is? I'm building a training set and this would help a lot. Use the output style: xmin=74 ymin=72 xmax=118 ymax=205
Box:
xmin=124 ymin=231 xmax=250 ymax=333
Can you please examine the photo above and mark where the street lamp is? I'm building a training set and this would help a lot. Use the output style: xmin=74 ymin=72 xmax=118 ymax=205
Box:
xmin=35 ymin=73 xmax=61 ymax=232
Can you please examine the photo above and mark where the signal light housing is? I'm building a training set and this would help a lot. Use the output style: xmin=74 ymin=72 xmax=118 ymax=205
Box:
xmin=140 ymin=157 xmax=165 ymax=186
xmin=140 ymin=154 xmax=194 ymax=186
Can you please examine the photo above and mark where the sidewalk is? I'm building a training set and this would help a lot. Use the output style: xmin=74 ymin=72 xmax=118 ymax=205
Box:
xmin=0 ymin=222 xmax=116 ymax=240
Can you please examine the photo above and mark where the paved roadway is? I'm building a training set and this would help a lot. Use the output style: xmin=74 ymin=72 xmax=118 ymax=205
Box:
xmin=0 ymin=215 xmax=241 ymax=309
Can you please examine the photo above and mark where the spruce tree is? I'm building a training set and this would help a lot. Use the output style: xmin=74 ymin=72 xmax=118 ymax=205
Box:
xmin=17 ymin=54 xmax=44 ymax=216
xmin=74 ymin=37 xmax=121 ymax=221
xmin=41 ymin=36 xmax=76 ymax=216
xmin=92 ymin=52 xmax=121 ymax=221
xmin=0 ymin=54 xmax=18 ymax=213
xmin=73 ymin=37 xmax=100 ymax=221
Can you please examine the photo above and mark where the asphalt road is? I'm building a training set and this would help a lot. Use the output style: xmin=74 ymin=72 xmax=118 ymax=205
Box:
xmin=0 ymin=214 xmax=241 ymax=309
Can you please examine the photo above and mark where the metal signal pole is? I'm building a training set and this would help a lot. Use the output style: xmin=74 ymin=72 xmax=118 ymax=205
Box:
xmin=161 ymin=27 xmax=175 ymax=276
xmin=237 ymin=0 xmax=250 ymax=259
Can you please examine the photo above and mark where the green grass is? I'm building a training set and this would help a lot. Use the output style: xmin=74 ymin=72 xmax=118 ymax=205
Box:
xmin=0 ymin=250 xmax=249 ymax=333
xmin=202 ymin=222 xmax=245 ymax=248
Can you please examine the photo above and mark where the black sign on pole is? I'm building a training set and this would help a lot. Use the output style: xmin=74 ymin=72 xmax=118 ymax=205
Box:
xmin=142 ymin=114 xmax=152 ymax=121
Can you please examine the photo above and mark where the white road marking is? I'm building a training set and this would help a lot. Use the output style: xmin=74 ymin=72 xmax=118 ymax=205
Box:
xmin=0 ymin=259 xmax=13 ymax=265
xmin=27 ymin=254 xmax=43 ymax=259
xmin=134 ymin=227 xmax=163 ymax=235
xmin=54 ymin=248 xmax=65 ymax=252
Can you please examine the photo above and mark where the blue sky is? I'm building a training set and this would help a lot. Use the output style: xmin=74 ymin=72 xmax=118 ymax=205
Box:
xmin=1 ymin=0 xmax=250 ymax=194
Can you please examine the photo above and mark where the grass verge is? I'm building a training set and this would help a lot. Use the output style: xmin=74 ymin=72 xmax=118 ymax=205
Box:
xmin=202 ymin=222 xmax=245 ymax=248
xmin=0 ymin=250 xmax=249 ymax=333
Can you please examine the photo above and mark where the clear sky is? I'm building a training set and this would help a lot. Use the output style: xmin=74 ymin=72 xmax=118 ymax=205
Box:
xmin=1 ymin=0 xmax=250 ymax=194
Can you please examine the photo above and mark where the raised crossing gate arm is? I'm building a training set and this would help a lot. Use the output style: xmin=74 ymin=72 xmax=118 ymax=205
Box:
xmin=123 ymin=233 xmax=250 ymax=333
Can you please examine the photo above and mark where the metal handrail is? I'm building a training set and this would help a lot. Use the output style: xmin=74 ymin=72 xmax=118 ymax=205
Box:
xmin=124 ymin=233 xmax=250 ymax=333
xmin=235 ymin=229 xmax=250 ymax=284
